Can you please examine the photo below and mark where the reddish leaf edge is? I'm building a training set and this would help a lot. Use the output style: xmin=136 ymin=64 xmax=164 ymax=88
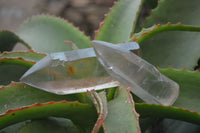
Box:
xmin=0 ymin=57 xmax=35 ymax=68
xmin=17 ymin=14 xmax=92 ymax=46
xmin=0 ymin=30 xmax=32 ymax=49
xmin=0 ymin=50 xmax=46 ymax=63
xmin=135 ymin=103 xmax=200 ymax=125
xmin=94 ymin=0 xmax=144 ymax=41
xmin=0 ymin=50 xmax=46 ymax=57
xmin=88 ymin=90 xmax=108 ymax=133
xmin=131 ymin=23 xmax=200 ymax=43
xmin=126 ymin=87 xmax=141 ymax=132
xmin=94 ymin=0 xmax=118 ymax=40
xmin=0 ymin=100 xmax=97 ymax=130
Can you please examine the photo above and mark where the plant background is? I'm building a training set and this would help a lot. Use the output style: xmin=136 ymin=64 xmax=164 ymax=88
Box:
xmin=0 ymin=0 xmax=118 ymax=39
xmin=1 ymin=0 xmax=200 ymax=132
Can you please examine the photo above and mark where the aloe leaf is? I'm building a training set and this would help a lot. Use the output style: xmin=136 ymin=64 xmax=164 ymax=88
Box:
xmin=17 ymin=15 xmax=91 ymax=53
xmin=88 ymin=91 xmax=108 ymax=133
xmin=0 ymin=51 xmax=44 ymax=85
xmin=0 ymin=50 xmax=46 ymax=62
xmin=154 ymin=68 xmax=200 ymax=132
xmin=132 ymin=68 xmax=200 ymax=130
xmin=0 ymin=30 xmax=31 ymax=52
xmin=0 ymin=121 xmax=28 ymax=133
xmin=0 ymin=58 xmax=33 ymax=85
xmin=0 ymin=82 xmax=96 ymax=131
xmin=144 ymin=0 xmax=200 ymax=26
xmin=136 ymin=103 xmax=200 ymax=125
xmin=131 ymin=23 xmax=200 ymax=43
xmin=103 ymin=86 xmax=141 ymax=133
xmin=18 ymin=117 xmax=80 ymax=133
xmin=95 ymin=0 xmax=143 ymax=43
xmin=159 ymin=68 xmax=200 ymax=113
xmin=0 ymin=82 xmax=81 ymax=114
xmin=144 ymin=0 xmax=158 ymax=9
xmin=153 ymin=119 xmax=200 ymax=133
xmin=139 ymin=0 xmax=200 ymax=69
xmin=0 ymin=100 xmax=97 ymax=130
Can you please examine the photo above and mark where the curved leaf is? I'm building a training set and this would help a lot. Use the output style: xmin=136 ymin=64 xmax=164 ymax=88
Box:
xmin=17 ymin=15 xmax=91 ymax=53
xmin=136 ymin=103 xmax=200 ymax=125
xmin=159 ymin=68 xmax=200 ymax=113
xmin=0 ymin=82 xmax=94 ymax=131
xmin=103 ymin=87 xmax=141 ymax=133
xmin=152 ymin=119 xmax=200 ymax=133
xmin=88 ymin=91 xmax=108 ymax=133
xmin=144 ymin=0 xmax=158 ymax=9
xmin=131 ymin=23 xmax=200 ymax=43
xmin=0 ymin=82 xmax=80 ymax=114
xmin=0 ymin=100 xmax=97 ymax=130
xmin=0 ymin=58 xmax=33 ymax=85
xmin=144 ymin=0 xmax=200 ymax=26
xmin=140 ymin=0 xmax=200 ymax=69
xmin=132 ymin=68 xmax=200 ymax=129
xmin=95 ymin=0 xmax=143 ymax=43
xmin=0 ymin=50 xmax=46 ymax=62
xmin=0 ymin=51 xmax=45 ymax=85
xmin=18 ymin=117 xmax=80 ymax=133
xmin=0 ymin=31 xmax=31 ymax=52
xmin=0 ymin=121 xmax=28 ymax=133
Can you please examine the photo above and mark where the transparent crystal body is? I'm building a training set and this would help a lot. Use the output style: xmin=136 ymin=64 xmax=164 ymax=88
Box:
xmin=92 ymin=41 xmax=179 ymax=105
xmin=20 ymin=48 xmax=119 ymax=94
xmin=20 ymin=43 xmax=140 ymax=95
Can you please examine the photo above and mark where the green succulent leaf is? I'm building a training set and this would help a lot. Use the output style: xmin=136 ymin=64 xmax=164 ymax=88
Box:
xmin=140 ymin=0 xmax=200 ymax=70
xmin=136 ymin=103 xmax=200 ymax=125
xmin=0 ymin=50 xmax=46 ymax=62
xmin=134 ymin=68 xmax=200 ymax=130
xmin=103 ymin=86 xmax=141 ymax=133
xmin=144 ymin=0 xmax=158 ymax=9
xmin=88 ymin=91 xmax=108 ymax=133
xmin=18 ymin=117 xmax=80 ymax=133
xmin=17 ymin=15 xmax=91 ymax=53
xmin=0 ymin=82 xmax=80 ymax=114
xmin=153 ymin=119 xmax=200 ymax=133
xmin=0 ymin=50 xmax=46 ymax=85
xmin=159 ymin=68 xmax=200 ymax=113
xmin=95 ymin=0 xmax=143 ymax=43
xmin=0 ymin=31 xmax=31 ymax=52
xmin=131 ymin=23 xmax=200 ymax=44
xmin=0 ymin=100 xmax=96 ymax=130
xmin=144 ymin=0 xmax=200 ymax=26
xmin=0 ymin=82 xmax=96 ymax=130
xmin=0 ymin=58 xmax=33 ymax=85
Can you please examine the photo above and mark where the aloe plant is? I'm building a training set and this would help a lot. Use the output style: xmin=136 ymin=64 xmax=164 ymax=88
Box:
xmin=0 ymin=0 xmax=200 ymax=132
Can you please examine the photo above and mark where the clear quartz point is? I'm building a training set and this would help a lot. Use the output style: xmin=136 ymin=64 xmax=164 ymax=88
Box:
xmin=92 ymin=41 xmax=179 ymax=105
xmin=20 ymin=43 xmax=140 ymax=95
xmin=20 ymin=48 xmax=119 ymax=94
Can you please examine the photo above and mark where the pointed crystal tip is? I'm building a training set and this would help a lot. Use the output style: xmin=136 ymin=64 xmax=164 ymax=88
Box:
xmin=92 ymin=40 xmax=179 ymax=105
xmin=20 ymin=48 xmax=119 ymax=95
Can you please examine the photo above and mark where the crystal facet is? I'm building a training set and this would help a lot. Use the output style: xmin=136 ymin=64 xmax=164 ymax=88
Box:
xmin=20 ymin=43 xmax=140 ymax=95
xmin=92 ymin=41 xmax=179 ymax=105
xmin=20 ymin=48 xmax=118 ymax=94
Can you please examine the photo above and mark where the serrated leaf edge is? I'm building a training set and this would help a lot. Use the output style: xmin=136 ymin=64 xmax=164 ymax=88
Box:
xmin=135 ymin=103 xmax=200 ymax=125
xmin=17 ymin=14 xmax=92 ymax=46
xmin=94 ymin=1 xmax=118 ymax=40
xmin=131 ymin=23 xmax=200 ymax=43
xmin=0 ymin=50 xmax=46 ymax=57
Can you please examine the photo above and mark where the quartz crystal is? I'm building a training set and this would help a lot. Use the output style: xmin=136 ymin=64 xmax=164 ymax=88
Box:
xmin=92 ymin=41 xmax=179 ymax=105
xmin=20 ymin=43 xmax=139 ymax=95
